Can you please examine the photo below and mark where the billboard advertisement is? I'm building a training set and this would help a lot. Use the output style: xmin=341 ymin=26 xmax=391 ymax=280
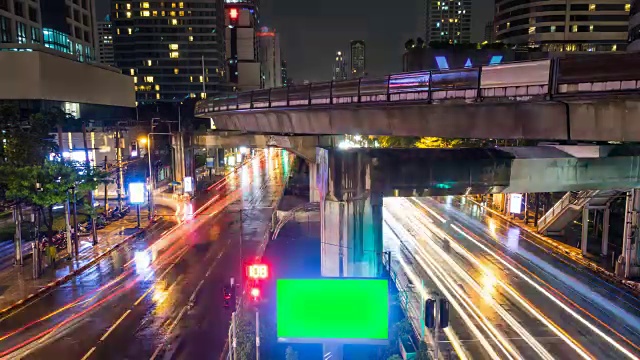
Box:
xmin=129 ymin=183 xmax=146 ymax=204
xmin=509 ymin=193 xmax=523 ymax=214
xmin=276 ymin=278 xmax=389 ymax=344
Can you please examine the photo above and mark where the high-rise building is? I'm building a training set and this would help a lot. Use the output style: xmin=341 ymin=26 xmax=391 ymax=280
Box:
xmin=41 ymin=0 xmax=98 ymax=62
xmin=111 ymin=1 xmax=227 ymax=103
xmin=629 ymin=1 xmax=640 ymax=51
xmin=484 ymin=21 xmax=495 ymax=43
xmin=257 ymin=27 xmax=281 ymax=88
xmin=495 ymin=1 xmax=629 ymax=52
xmin=0 ymin=0 xmax=41 ymax=46
xmin=97 ymin=15 xmax=114 ymax=65
xmin=333 ymin=51 xmax=347 ymax=81
xmin=225 ymin=3 xmax=261 ymax=91
xmin=426 ymin=0 xmax=471 ymax=44
xmin=350 ymin=40 xmax=365 ymax=79
xmin=281 ymin=59 xmax=288 ymax=87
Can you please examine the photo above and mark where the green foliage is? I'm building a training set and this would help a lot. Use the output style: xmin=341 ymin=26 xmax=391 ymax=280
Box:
xmin=285 ymin=346 xmax=299 ymax=360
xmin=416 ymin=341 xmax=430 ymax=360
xmin=376 ymin=136 xmax=420 ymax=149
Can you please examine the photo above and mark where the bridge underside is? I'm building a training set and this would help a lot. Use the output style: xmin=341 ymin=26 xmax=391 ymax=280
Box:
xmin=203 ymin=98 xmax=640 ymax=142
xmin=322 ymin=146 xmax=640 ymax=196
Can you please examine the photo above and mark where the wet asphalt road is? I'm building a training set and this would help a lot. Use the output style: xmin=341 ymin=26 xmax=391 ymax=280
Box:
xmin=384 ymin=196 xmax=640 ymax=360
xmin=0 ymin=149 xmax=291 ymax=360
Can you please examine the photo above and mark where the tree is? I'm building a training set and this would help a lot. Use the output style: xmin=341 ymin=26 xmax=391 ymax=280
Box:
xmin=416 ymin=37 xmax=426 ymax=48
xmin=285 ymin=346 xmax=299 ymax=360
xmin=404 ymin=39 xmax=416 ymax=51
xmin=377 ymin=136 xmax=420 ymax=148
xmin=415 ymin=137 xmax=463 ymax=148
xmin=416 ymin=341 xmax=430 ymax=360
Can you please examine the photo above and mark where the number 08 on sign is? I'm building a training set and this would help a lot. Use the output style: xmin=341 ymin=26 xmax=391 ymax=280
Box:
xmin=246 ymin=264 xmax=269 ymax=280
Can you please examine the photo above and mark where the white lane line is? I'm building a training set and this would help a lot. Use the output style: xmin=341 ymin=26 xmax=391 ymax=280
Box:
xmin=189 ymin=280 xmax=205 ymax=305
xmin=80 ymin=346 xmax=97 ymax=360
xmin=100 ymin=309 xmax=131 ymax=341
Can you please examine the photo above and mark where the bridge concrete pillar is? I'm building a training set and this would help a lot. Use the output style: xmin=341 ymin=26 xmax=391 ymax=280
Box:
xmin=309 ymin=160 xmax=320 ymax=203
xmin=317 ymin=149 xmax=383 ymax=278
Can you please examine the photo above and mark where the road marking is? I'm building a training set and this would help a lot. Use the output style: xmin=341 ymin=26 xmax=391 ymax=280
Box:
xmin=100 ymin=309 xmax=131 ymax=341
xmin=149 ymin=306 xmax=188 ymax=360
xmin=189 ymin=280 xmax=205 ymax=304
xmin=80 ymin=346 xmax=96 ymax=360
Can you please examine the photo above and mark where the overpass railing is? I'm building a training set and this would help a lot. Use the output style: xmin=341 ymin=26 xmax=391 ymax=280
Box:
xmin=196 ymin=52 xmax=640 ymax=116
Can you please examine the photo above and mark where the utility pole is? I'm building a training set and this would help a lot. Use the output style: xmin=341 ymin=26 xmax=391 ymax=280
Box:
xmin=104 ymin=156 xmax=109 ymax=216
xmin=256 ymin=310 xmax=260 ymax=360
xmin=72 ymin=186 xmax=79 ymax=256
xmin=82 ymin=122 xmax=98 ymax=246
xmin=232 ymin=311 xmax=237 ymax=360
xmin=115 ymin=124 xmax=124 ymax=209
xmin=13 ymin=205 xmax=22 ymax=266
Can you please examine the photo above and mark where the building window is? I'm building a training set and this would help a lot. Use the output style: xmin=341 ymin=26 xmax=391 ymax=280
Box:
xmin=43 ymin=28 xmax=70 ymax=53
xmin=169 ymin=51 xmax=179 ymax=58
xmin=189 ymin=35 xmax=193 ymax=41
xmin=0 ymin=0 xmax=8 ymax=11
xmin=626 ymin=3 xmax=631 ymax=12
xmin=589 ymin=25 xmax=594 ymax=32
xmin=28 ymin=6 xmax=37 ymax=22
xmin=130 ymin=68 xmax=135 ymax=75
xmin=127 ymin=28 xmax=132 ymax=35
xmin=152 ymin=10 xmax=157 ymax=16
xmin=0 ymin=16 xmax=11 ymax=43
xmin=142 ymin=10 xmax=150 ymax=16
xmin=550 ymin=25 xmax=556 ymax=32
xmin=572 ymin=25 xmax=578 ymax=32
xmin=30 ymin=26 xmax=40 ymax=43
xmin=16 ymin=21 xmax=26 ymax=43
xmin=126 ymin=3 xmax=131 ymax=10
xmin=179 ymin=2 xmax=184 ymax=8
xmin=126 ymin=11 xmax=132 ymax=18
xmin=14 ymin=1 xmax=24 ymax=17
xmin=174 ymin=68 xmax=179 ymax=74
xmin=169 ymin=43 xmax=178 ymax=50
xmin=142 ymin=2 xmax=150 ymax=8
xmin=155 ymin=84 xmax=160 ymax=91
xmin=589 ymin=4 xmax=596 ymax=11
xmin=144 ymin=76 xmax=154 ymax=82
xmin=171 ymin=19 xmax=178 ymax=25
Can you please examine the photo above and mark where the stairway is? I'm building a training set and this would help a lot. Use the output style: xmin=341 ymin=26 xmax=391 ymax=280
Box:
xmin=537 ymin=190 xmax=621 ymax=235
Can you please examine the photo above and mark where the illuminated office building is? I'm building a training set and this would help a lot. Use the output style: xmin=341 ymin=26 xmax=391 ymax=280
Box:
xmin=350 ymin=40 xmax=365 ymax=78
xmin=111 ymin=1 xmax=227 ymax=102
xmin=426 ymin=0 xmax=472 ymax=44
xmin=333 ymin=51 xmax=347 ymax=81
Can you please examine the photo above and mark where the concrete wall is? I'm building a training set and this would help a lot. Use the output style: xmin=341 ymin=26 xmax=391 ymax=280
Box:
xmin=205 ymin=98 xmax=640 ymax=142
xmin=0 ymin=50 xmax=135 ymax=108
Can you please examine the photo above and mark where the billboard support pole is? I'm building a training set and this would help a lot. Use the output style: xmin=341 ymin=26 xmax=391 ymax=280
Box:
xmin=136 ymin=204 xmax=141 ymax=228
xmin=232 ymin=311 xmax=237 ymax=360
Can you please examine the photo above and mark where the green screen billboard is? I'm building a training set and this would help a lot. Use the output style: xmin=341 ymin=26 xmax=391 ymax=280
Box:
xmin=276 ymin=278 xmax=389 ymax=344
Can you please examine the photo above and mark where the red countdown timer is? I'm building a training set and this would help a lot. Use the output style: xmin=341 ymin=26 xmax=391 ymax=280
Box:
xmin=246 ymin=264 xmax=269 ymax=280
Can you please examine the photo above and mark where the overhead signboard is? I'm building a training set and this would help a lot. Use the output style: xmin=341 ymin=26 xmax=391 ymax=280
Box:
xmin=276 ymin=278 xmax=389 ymax=345
xmin=129 ymin=183 xmax=145 ymax=204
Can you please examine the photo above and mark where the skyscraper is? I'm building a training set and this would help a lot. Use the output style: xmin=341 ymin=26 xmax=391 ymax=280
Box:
xmin=225 ymin=3 xmax=261 ymax=91
xmin=111 ymin=1 xmax=227 ymax=103
xmin=426 ymin=0 xmax=471 ymax=44
xmin=41 ymin=0 xmax=98 ymax=62
xmin=350 ymin=40 xmax=365 ymax=79
xmin=496 ymin=0 xmax=629 ymax=52
xmin=97 ymin=16 xmax=114 ymax=65
xmin=484 ymin=21 xmax=495 ymax=43
xmin=333 ymin=51 xmax=347 ymax=81
xmin=281 ymin=60 xmax=288 ymax=87
xmin=258 ymin=27 xmax=281 ymax=88
xmin=0 ymin=0 xmax=97 ymax=62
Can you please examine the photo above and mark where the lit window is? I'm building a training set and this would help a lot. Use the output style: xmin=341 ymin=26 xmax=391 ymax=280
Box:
xmin=133 ymin=76 xmax=138 ymax=83
xmin=626 ymin=3 xmax=631 ymax=11
xmin=155 ymin=84 xmax=160 ymax=91
xmin=612 ymin=44 xmax=617 ymax=51
xmin=115 ymin=4 xmax=119 ymax=9
xmin=117 ymin=28 xmax=121 ymax=35
xmin=506 ymin=22 xmax=510 ymax=29
xmin=156 ymin=93 xmax=160 ymax=99
xmin=152 ymin=10 xmax=158 ymax=16
xmin=550 ymin=25 xmax=556 ymax=32
xmin=528 ymin=26 xmax=535 ymax=34
xmin=142 ymin=2 xmax=150 ymax=8
xmin=128 ymin=28 xmax=132 ymax=35
xmin=179 ymin=2 xmax=184 ymax=8
xmin=190 ymin=76 xmax=193 ymax=82
xmin=170 ymin=51 xmax=179 ymax=58
xmin=201 ymin=93 xmax=207 ymax=99
xmin=147 ymin=60 xmax=152 ymax=66
xmin=161 ymin=11 xmax=166 ymax=16
xmin=590 ymin=25 xmax=594 ymax=32
xmin=169 ymin=43 xmax=179 ymax=50
xmin=171 ymin=19 xmax=178 ymax=25
xmin=189 ymin=36 xmax=194 ymax=41
xmin=190 ymin=93 xmax=196 ymax=98
xmin=142 ymin=10 xmax=150 ymax=16
xmin=199 ymin=75 xmax=204 ymax=82
xmin=144 ymin=76 xmax=154 ymax=82
xmin=126 ymin=11 xmax=131 ymax=18
xmin=130 ymin=69 xmax=135 ymax=76
xmin=179 ymin=11 xmax=184 ymax=16
xmin=126 ymin=3 xmax=131 ymax=10
xmin=572 ymin=25 xmax=578 ymax=32
xmin=174 ymin=68 xmax=179 ymax=74
xmin=589 ymin=4 xmax=596 ymax=11
xmin=172 ymin=2 xmax=176 ymax=8
xmin=170 ymin=11 xmax=176 ymax=16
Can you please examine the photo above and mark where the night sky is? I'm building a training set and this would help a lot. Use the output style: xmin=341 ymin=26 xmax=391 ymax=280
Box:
xmin=96 ymin=0 xmax=493 ymax=82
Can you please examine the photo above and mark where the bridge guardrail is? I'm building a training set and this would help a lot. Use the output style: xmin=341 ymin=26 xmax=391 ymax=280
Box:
xmin=197 ymin=52 xmax=640 ymax=116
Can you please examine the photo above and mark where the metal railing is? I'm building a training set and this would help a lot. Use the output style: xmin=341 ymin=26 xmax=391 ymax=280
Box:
xmin=197 ymin=53 xmax=640 ymax=116
xmin=537 ymin=190 xmax=599 ymax=232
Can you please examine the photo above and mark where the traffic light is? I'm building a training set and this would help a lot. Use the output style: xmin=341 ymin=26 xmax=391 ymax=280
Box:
xmin=229 ymin=8 xmax=239 ymax=25
xmin=425 ymin=299 xmax=436 ymax=329
xmin=250 ymin=286 xmax=261 ymax=300
xmin=439 ymin=298 xmax=449 ymax=329
xmin=246 ymin=263 xmax=269 ymax=280
xmin=131 ymin=141 xmax=138 ymax=157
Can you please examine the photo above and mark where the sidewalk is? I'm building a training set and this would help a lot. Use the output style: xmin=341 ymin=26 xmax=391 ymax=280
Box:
xmin=470 ymin=198 xmax=640 ymax=292
xmin=0 ymin=210 xmax=153 ymax=314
